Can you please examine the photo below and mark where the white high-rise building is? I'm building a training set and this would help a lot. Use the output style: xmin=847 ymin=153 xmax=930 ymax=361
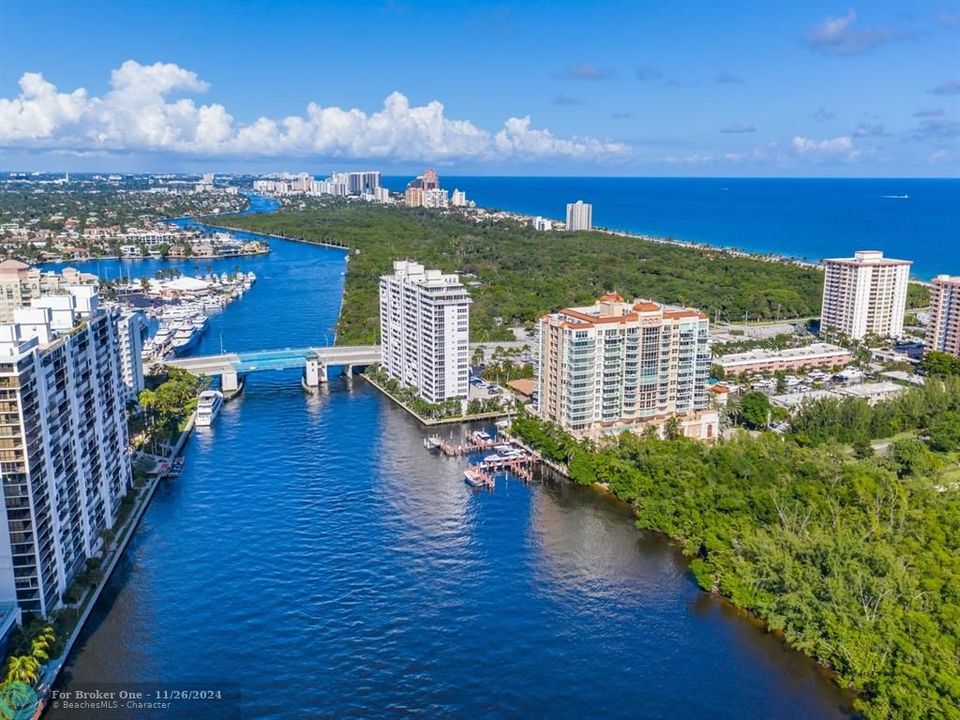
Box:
xmin=565 ymin=200 xmax=593 ymax=231
xmin=820 ymin=250 xmax=912 ymax=341
xmin=423 ymin=188 xmax=449 ymax=209
xmin=0 ymin=288 xmax=131 ymax=617
xmin=450 ymin=189 xmax=468 ymax=207
xmin=536 ymin=294 xmax=716 ymax=440
xmin=118 ymin=312 xmax=147 ymax=402
xmin=533 ymin=216 xmax=553 ymax=232
xmin=379 ymin=261 xmax=471 ymax=404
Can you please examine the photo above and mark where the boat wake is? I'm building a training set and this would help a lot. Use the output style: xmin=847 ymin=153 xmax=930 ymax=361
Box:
xmin=881 ymin=194 xmax=909 ymax=199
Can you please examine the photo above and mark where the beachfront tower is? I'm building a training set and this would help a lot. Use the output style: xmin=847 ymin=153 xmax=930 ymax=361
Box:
xmin=925 ymin=275 xmax=960 ymax=358
xmin=565 ymin=201 xmax=593 ymax=231
xmin=820 ymin=250 xmax=911 ymax=341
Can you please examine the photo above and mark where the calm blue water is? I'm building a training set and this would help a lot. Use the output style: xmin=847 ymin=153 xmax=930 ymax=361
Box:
xmin=50 ymin=196 xmax=855 ymax=719
xmin=384 ymin=177 xmax=959 ymax=279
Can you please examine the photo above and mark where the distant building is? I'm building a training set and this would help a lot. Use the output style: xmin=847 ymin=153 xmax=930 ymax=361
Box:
xmin=379 ymin=261 xmax=471 ymax=403
xmin=536 ymin=294 xmax=716 ymax=440
xmin=423 ymin=188 xmax=449 ymax=209
xmin=450 ymin=189 xmax=468 ymax=208
xmin=422 ymin=168 xmax=439 ymax=190
xmin=533 ymin=216 xmax=553 ymax=232
xmin=717 ymin=342 xmax=854 ymax=377
xmin=0 ymin=287 xmax=131 ymax=617
xmin=405 ymin=187 xmax=425 ymax=208
xmin=925 ymin=275 xmax=960 ymax=357
xmin=0 ymin=261 xmax=98 ymax=322
xmin=565 ymin=201 xmax=592 ymax=231
xmin=820 ymin=250 xmax=911 ymax=341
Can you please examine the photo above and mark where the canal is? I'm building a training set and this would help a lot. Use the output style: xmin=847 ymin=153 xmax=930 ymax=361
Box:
xmin=47 ymin=198 xmax=854 ymax=719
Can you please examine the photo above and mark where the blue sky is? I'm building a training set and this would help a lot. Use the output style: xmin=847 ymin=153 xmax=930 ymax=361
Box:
xmin=0 ymin=0 xmax=957 ymax=176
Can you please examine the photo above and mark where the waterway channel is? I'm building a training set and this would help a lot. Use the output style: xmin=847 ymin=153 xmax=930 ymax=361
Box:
xmin=46 ymin=196 xmax=855 ymax=719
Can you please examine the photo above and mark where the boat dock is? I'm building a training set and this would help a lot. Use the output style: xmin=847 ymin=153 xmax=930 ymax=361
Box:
xmin=426 ymin=429 xmax=538 ymax=489
xmin=424 ymin=430 xmax=501 ymax=457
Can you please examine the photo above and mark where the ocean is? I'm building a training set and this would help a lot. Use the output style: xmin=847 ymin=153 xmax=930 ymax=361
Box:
xmin=384 ymin=177 xmax=959 ymax=280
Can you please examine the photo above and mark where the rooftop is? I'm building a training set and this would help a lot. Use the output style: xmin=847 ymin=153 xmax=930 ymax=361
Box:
xmin=719 ymin=342 xmax=853 ymax=364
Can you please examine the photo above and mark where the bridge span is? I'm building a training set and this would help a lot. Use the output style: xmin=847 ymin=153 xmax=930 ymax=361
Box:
xmin=162 ymin=341 xmax=530 ymax=392
xmin=164 ymin=345 xmax=381 ymax=391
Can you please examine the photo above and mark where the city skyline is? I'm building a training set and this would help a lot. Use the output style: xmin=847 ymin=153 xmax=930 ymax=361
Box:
xmin=0 ymin=0 xmax=958 ymax=176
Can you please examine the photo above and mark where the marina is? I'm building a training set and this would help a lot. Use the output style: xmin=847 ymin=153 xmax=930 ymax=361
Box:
xmin=48 ymin=198 xmax=856 ymax=720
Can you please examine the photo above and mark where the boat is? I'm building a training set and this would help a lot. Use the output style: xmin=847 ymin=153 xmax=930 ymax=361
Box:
xmin=464 ymin=466 xmax=494 ymax=489
xmin=170 ymin=321 xmax=199 ymax=354
xmin=167 ymin=457 xmax=184 ymax=478
xmin=423 ymin=435 xmax=443 ymax=451
xmin=195 ymin=390 xmax=224 ymax=428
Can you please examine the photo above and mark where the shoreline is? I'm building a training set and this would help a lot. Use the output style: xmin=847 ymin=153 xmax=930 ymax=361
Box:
xmin=216 ymin=195 xmax=935 ymax=287
xmin=34 ymin=413 xmax=196 ymax=715
xmin=512 ymin=431 xmax=859 ymax=713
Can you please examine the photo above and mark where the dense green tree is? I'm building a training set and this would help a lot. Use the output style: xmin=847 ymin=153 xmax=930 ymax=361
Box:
xmin=921 ymin=350 xmax=960 ymax=378
xmin=739 ymin=391 xmax=771 ymax=429
xmin=509 ymin=408 xmax=960 ymax=720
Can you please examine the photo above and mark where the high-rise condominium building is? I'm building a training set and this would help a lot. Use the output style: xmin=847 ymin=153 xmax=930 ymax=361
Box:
xmin=536 ymin=294 xmax=716 ymax=440
xmin=565 ymin=201 xmax=592 ymax=231
xmin=118 ymin=312 xmax=147 ymax=402
xmin=0 ymin=261 xmax=99 ymax=322
xmin=925 ymin=275 xmax=960 ymax=357
xmin=346 ymin=171 xmax=382 ymax=195
xmin=379 ymin=261 xmax=471 ymax=404
xmin=0 ymin=287 xmax=131 ymax=617
xmin=820 ymin=250 xmax=911 ymax=341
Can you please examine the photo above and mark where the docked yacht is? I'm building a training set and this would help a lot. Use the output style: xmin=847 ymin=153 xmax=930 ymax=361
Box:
xmin=170 ymin=321 xmax=199 ymax=354
xmin=152 ymin=326 xmax=175 ymax=358
xmin=195 ymin=390 xmax=223 ymax=427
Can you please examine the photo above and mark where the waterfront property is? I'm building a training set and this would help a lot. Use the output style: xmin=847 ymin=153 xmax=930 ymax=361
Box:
xmin=820 ymin=250 xmax=911 ymax=341
xmin=0 ymin=286 xmax=131 ymax=617
xmin=716 ymin=342 xmax=854 ymax=377
xmin=379 ymin=261 xmax=471 ymax=404
xmin=536 ymin=293 xmax=717 ymax=440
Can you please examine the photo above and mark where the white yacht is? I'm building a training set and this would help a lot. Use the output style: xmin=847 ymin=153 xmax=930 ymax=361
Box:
xmin=195 ymin=390 xmax=223 ymax=428
xmin=170 ymin=321 xmax=199 ymax=354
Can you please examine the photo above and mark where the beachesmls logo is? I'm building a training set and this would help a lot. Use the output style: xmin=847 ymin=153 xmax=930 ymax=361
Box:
xmin=0 ymin=682 xmax=38 ymax=720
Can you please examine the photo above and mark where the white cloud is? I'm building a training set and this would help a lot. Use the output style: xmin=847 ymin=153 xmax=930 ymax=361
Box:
xmin=0 ymin=61 xmax=628 ymax=163
xmin=791 ymin=135 xmax=860 ymax=160
xmin=804 ymin=10 xmax=908 ymax=55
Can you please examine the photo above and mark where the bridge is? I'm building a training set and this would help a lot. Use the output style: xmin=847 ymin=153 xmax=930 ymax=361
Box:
xmin=163 ymin=341 xmax=530 ymax=392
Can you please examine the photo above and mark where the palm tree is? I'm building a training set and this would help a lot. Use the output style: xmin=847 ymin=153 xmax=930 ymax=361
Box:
xmin=5 ymin=656 xmax=40 ymax=685
xmin=28 ymin=641 xmax=48 ymax=664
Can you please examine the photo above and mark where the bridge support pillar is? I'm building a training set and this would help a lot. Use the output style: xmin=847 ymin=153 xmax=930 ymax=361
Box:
xmin=222 ymin=369 xmax=240 ymax=393
xmin=304 ymin=358 xmax=328 ymax=389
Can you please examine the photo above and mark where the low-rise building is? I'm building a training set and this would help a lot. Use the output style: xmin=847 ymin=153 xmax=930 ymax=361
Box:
xmin=717 ymin=342 xmax=854 ymax=376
